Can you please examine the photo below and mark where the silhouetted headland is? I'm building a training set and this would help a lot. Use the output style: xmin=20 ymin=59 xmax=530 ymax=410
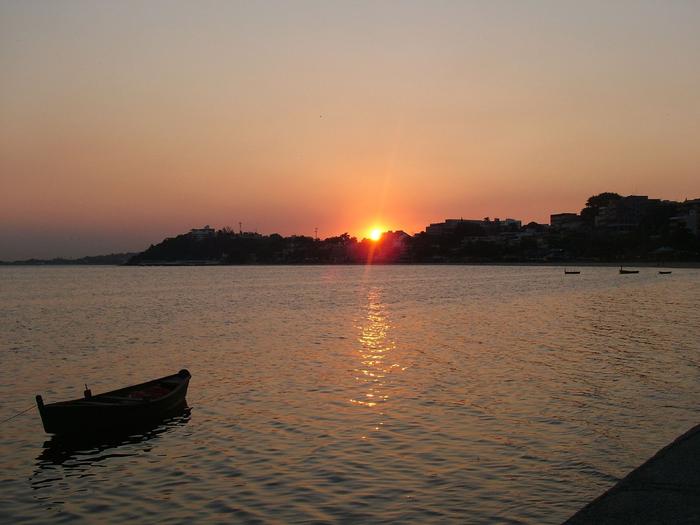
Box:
xmin=127 ymin=193 xmax=700 ymax=265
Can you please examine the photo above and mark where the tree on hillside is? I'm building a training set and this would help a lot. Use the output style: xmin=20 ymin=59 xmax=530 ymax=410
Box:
xmin=585 ymin=192 xmax=622 ymax=209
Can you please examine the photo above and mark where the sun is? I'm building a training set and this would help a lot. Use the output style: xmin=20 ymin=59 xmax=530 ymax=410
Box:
xmin=369 ymin=228 xmax=382 ymax=241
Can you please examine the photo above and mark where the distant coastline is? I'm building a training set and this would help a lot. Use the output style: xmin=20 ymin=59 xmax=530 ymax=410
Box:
xmin=124 ymin=192 xmax=699 ymax=266
xmin=6 ymin=261 xmax=699 ymax=269
xmin=4 ymin=192 xmax=699 ymax=266
xmin=125 ymin=261 xmax=700 ymax=268
xmin=0 ymin=253 xmax=137 ymax=266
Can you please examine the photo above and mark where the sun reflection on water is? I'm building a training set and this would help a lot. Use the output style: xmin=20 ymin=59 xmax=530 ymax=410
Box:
xmin=350 ymin=288 xmax=405 ymax=432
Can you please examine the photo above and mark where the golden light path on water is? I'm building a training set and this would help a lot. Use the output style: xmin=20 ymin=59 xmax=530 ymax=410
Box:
xmin=351 ymin=288 xmax=406 ymax=438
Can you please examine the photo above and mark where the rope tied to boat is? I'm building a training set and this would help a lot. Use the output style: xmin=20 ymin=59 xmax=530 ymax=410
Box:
xmin=0 ymin=404 xmax=35 ymax=424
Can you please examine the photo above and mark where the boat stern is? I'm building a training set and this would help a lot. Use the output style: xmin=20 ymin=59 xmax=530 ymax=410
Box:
xmin=35 ymin=395 xmax=50 ymax=433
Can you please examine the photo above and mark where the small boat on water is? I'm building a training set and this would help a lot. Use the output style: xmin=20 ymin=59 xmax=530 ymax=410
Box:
xmin=658 ymin=270 xmax=672 ymax=274
xmin=564 ymin=269 xmax=581 ymax=275
xmin=619 ymin=267 xmax=639 ymax=274
xmin=36 ymin=369 xmax=191 ymax=435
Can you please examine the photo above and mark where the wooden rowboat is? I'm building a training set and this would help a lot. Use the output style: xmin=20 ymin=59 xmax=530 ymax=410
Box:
xmin=619 ymin=267 xmax=639 ymax=274
xmin=36 ymin=369 xmax=191 ymax=435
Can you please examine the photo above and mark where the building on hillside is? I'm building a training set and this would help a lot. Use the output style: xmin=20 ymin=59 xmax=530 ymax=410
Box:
xmin=594 ymin=195 xmax=662 ymax=231
xmin=370 ymin=230 xmax=412 ymax=262
xmin=239 ymin=231 xmax=263 ymax=238
xmin=426 ymin=218 xmax=482 ymax=236
xmin=189 ymin=225 xmax=215 ymax=240
xmin=382 ymin=230 xmax=412 ymax=250
xmin=670 ymin=199 xmax=700 ymax=236
xmin=550 ymin=213 xmax=584 ymax=231
xmin=425 ymin=217 xmax=521 ymax=236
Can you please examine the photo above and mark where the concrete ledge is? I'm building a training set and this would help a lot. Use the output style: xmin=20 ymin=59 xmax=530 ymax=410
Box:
xmin=565 ymin=423 xmax=700 ymax=524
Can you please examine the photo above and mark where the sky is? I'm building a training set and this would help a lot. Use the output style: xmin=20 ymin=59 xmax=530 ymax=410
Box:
xmin=1 ymin=0 xmax=699 ymax=259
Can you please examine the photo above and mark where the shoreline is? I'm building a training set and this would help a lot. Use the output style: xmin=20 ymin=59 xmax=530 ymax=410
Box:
xmin=3 ymin=261 xmax=700 ymax=269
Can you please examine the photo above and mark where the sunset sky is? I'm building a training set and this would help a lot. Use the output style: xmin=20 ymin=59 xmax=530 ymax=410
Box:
xmin=1 ymin=1 xmax=699 ymax=259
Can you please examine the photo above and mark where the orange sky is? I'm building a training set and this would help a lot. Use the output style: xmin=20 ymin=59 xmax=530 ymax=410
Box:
xmin=1 ymin=1 xmax=699 ymax=259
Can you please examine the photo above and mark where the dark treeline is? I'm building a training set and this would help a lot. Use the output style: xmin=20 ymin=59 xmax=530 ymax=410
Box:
xmin=127 ymin=232 xmax=406 ymax=265
xmin=127 ymin=193 xmax=700 ymax=265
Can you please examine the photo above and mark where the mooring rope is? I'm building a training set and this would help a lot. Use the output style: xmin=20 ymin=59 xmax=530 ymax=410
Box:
xmin=0 ymin=404 xmax=35 ymax=424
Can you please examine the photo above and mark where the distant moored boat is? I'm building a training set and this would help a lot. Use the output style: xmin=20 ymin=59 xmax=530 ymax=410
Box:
xmin=564 ymin=268 xmax=581 ymax=275
xmin=658 ymin=270 xmax=672 ymax=274
xmin=35 ymin=369 xmax=191 ymax=435
xmin=619 ymin=267 xmax=639 ymax=274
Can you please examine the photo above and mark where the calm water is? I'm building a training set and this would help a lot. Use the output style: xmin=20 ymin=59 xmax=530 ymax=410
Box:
xmin=1 ymin=265 xmax=699 ymax=524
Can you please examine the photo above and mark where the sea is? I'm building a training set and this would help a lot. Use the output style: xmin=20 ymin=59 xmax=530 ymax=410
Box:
xmin=1 ymin=265 xmax=699 ymax=524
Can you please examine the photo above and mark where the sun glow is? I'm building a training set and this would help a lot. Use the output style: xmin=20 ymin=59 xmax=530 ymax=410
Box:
xmin=369 ymin=228 xmax=383 ymax=241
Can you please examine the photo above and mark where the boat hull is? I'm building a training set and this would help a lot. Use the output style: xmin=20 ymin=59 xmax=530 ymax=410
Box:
xmin=36 ymin=370 xmax=190 ymax=435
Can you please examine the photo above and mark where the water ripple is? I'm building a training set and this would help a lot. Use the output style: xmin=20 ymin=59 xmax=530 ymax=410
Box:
xmin=0 ymin=266 xmax=699 ymax=523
